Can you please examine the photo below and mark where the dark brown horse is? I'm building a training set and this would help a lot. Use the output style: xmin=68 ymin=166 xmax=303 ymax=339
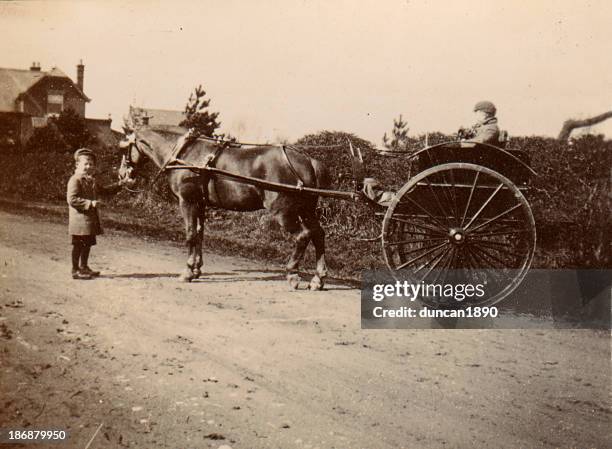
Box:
xmin=118 ymin=127 xmax=331 ymax=289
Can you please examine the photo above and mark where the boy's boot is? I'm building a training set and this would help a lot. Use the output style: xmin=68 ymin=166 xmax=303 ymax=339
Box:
xmin=79 ymin=245 xmax=100 ymax=277
xmin=72 ymin=246 xmax=91 ymax=279
xmin=72 ymin=269 xmax=91 ymax=280
xmin=80 ymin=266 xmax=100 ymax=277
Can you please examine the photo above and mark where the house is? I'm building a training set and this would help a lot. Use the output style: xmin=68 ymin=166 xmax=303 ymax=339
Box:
xmin=0 ymin=60 xmax=115 ymax=150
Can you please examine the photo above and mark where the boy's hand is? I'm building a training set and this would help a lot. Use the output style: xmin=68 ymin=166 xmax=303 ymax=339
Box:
xmin=120 ymin=177 xmax=136 ymax=187
xmin=92 ymin=200 xmax=102 ymax=208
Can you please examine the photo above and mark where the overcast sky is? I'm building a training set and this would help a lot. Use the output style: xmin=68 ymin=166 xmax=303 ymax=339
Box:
xmin=1 ymin=0 xmax=610 ymax=144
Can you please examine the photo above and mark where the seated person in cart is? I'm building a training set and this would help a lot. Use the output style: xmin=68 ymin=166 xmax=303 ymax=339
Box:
xmin=457 ymin=100 xmax=500 ymax=145
xmin=363 ymin=100 xmax=503 ymax=206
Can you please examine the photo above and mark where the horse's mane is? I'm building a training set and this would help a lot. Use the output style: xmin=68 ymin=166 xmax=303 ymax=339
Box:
xmin=144 ymin=125 xmax=187 ymax=141
xmin=141 ymin=125 xmax=276 ymax=148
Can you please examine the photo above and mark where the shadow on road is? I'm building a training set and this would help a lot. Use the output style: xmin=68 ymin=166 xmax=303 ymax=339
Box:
xmin=102 ymin=269 xmax=358 ymax=290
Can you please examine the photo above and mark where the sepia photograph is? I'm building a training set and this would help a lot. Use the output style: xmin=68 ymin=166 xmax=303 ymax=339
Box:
xmin=0 ymin=1 xmax=610 ymax=448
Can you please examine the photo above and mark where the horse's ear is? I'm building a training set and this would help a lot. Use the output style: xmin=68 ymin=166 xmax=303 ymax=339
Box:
xmin=122 ymin=116 xmax=134 ymax=134
xmin=118 ymin=128 xmax=136 ymax=151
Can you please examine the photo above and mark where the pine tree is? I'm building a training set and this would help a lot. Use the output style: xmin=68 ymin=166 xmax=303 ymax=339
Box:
xmin=382 ymin=114 xmax=410 ymax=152
xmin=179 ymin=85 xmax=222 ymax=137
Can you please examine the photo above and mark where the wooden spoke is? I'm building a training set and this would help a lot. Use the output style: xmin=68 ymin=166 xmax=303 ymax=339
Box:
xmin=469 ymin=244 xmax=508 ymax=267
xmin=468 ymin=203 xmax=523 ymax=233
xmin=388 ymin=215 xmax=447 ymax=236
xmin=460 ymin=171 xmax=480 ymax=227
xmin=463 ymin=183 xmax=504 ymax=230
xmin=418 ymin=246 xmax=452 ymax=282
xmin=470 ymin=229 xmax=528 ymax=238
xmin=471 ymin=240 xmax=525 ymax=264
xmin=436 ymin=246 xmax=456 ymax=286
xmin=447 ymin=168 xmax=460 ymax=224
xmin=414 ymin=244 xmax=449 ymax=273
xmin=423 ymin=176 xmax=454 ymax=227
xmin=385 ymin=236 xmax=446 ymax=247
xmin=397 ymin=242 xmax=449 ymax=270
xmin=395 ymin=240 xmax=449 ymax=259
xmin=464 ymin=246 xmax=488 ymax=269
xmin=398 ymin=195 xmax=450 ymax=230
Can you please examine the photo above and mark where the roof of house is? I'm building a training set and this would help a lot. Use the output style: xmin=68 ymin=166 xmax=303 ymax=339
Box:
xmin=0 ymin=67 xmax=89 ymax=112
xmin=130 ymin=106 xmax=186 ymax=127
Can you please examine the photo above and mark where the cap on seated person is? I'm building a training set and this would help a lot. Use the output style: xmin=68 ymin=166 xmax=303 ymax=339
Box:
xmin=473 ymin=101 xmax=496 ymax=116
xmin=74 ymin=148 xmax=96 ymax=161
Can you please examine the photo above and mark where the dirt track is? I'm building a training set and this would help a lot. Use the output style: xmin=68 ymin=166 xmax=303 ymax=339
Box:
xmin=0 ymin=209 xmax=609 ymax=449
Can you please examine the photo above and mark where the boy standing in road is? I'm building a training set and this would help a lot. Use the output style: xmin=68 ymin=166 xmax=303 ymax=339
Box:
xmin=67 ymin=148 xmax=130 ymax=279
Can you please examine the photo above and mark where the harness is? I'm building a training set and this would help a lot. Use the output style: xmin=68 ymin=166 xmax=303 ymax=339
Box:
xmin=280 ymin=145 xmax=306 ymax=188
xmin=172 ymin=132 xmax=307 ymax=191
xmin=123 ymin=130 xmax=325 ymax=195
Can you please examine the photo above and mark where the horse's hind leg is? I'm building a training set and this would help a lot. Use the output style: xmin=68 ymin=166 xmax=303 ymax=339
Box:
xmin=303 ymin=214 xmax=327 ymax=291
xmin=192 ymin=201 xmax=205 ymax=279
xmin=178 ymin=197 xmax=199 ymax=282
xmin=277 ymin=211 xmax=311 ymax=290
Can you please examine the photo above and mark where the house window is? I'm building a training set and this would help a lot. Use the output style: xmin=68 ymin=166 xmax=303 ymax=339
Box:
xmin=47 ymin=91 xmax=64 ymax=115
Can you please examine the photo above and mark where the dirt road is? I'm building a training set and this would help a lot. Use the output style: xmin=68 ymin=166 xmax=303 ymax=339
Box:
xmin=0 ymin=209 xmax=609 ymax=449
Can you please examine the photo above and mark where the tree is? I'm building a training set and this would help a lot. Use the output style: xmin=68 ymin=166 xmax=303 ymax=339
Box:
xmin=179 ymin=85 xmax=222 ymax=137
xmin=53 ymin=108 xmax=96 ymax=150
xmin=382 ymin=114 xmax=410 ymax=153
xmin=26 ymin=108 xmax=95 ymax=152
xmin=558 ymin=110 xmax=612 ymax=141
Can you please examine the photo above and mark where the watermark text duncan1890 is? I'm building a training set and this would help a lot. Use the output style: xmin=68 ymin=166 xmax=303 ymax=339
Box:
xmin=372 ymin=306 xmax=499 ymax=319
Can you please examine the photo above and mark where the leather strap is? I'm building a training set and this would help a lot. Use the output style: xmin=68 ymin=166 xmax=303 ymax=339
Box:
xmin=280 ymin=145 xmax=305 ymax=188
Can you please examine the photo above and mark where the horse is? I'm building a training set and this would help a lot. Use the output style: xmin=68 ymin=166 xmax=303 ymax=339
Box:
xmin=117 ymin=126 xmax=331 ymax=290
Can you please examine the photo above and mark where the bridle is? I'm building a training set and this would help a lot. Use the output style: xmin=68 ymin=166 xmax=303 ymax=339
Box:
xmin=119 ymin=132 xmax=185 ymax=193
xmin=118 ymin=133 xmax=148 ymax=193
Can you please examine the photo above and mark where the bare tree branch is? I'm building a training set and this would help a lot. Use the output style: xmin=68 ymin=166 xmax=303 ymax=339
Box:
xmin=558 ymin=111 xmax=612 ymax=141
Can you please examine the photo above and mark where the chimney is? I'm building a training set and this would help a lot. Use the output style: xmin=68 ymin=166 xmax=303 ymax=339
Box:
xmin=76 ymin=59 xmax=84 ymax=91
xmin=29 ymin=62 xmax=41 ymax=72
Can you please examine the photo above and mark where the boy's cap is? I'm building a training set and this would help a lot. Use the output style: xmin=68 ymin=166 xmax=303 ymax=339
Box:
xmin=474 ymin=101 xmax=496 ymax=115
xmin=74 ymin=148 xmax=96 ymax=161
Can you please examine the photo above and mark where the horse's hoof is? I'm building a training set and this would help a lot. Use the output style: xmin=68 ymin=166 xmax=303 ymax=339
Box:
xmin=287 ymin=273 xmax=300 ymax=290
xmin=309 ymin=275 xmax=324 ymax=291
xmin=191 ymin=269 xmax=202 ymax=279
xmin=179 ymin=270 xmax=194 ymax=282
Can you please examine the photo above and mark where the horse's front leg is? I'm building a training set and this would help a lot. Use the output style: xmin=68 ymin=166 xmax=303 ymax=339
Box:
xmin=178 ymin=197 xmax=198 ymax=282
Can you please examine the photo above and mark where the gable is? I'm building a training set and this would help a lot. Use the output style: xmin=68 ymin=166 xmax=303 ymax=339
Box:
xmin=0 ymin=67 xmax=89 ymax=113
xmin=0 ymin=69 xmax=45 ymax=111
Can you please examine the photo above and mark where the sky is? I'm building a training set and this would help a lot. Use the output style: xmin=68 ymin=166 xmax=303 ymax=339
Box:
xmin=1 ymin=0 xmax=610 ymax=144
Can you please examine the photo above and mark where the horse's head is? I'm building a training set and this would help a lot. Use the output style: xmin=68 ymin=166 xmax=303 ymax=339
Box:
xmin=118 ymin=130 xmax=148 ymax=183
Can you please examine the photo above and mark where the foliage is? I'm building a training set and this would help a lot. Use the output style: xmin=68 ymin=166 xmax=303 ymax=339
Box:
xmin=179 ymin=85 xmax=222 ymax=137
xmin=26 ymin=108 xmax=96 ymax=153
xmin=514 ymin=134 xmax=611 ymax=268
xmin=382 ymin=114 xmax=410 ymax=152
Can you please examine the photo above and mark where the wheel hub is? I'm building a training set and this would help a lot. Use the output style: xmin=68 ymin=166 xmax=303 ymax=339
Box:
xmin=448 ymin=228 xmax=467 ymax=245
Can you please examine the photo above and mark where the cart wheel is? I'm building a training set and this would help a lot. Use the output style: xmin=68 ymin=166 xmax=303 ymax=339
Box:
xmin=382 ymin=163 xmax=536 ymax=307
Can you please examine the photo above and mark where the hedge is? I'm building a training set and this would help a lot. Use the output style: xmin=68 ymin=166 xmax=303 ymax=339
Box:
xmin=0 ymin=131 xmax=609 ymax=277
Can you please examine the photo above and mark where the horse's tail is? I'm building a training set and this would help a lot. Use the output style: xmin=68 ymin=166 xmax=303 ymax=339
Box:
xmin=310 ymin=158 xmax=332 ymax=190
